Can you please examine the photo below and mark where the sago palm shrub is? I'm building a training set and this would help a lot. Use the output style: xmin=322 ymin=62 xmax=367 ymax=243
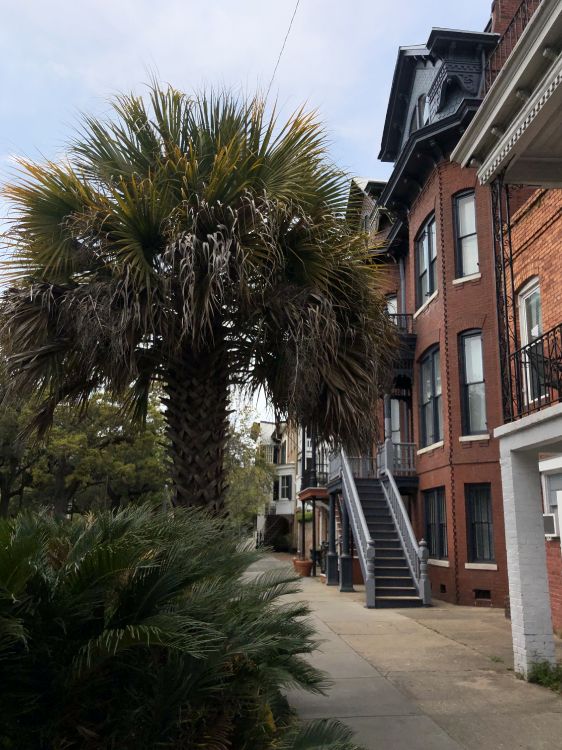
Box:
xmin=0 ymin=84 xmax=395 ymax=510
xmin=0 ymin=506 xmax=363 ymax=749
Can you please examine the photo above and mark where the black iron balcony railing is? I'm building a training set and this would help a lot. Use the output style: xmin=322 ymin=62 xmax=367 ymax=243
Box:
xmin=389 ymin=313 xmax=415 ymax=334
xmin=509 ymin=323 xmax=562 ymax=420
xmin=301 ymin=445 xmax=330 ymax=490
xmin=484 ymin=0 xmax=543 ymax=93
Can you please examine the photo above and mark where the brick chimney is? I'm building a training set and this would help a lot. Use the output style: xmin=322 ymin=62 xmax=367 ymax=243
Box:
xmin=490 ymin=0 xmax=523 ymax=36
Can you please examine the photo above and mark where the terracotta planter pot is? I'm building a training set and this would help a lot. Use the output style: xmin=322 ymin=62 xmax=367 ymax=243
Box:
xmin=293 ymin=558 xmax=313 ymax=577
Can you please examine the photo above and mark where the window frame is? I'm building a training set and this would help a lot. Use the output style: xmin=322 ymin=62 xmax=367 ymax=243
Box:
xmin=518 ymin=277 xmax=544 ymax=404
xmin=459 ymin=329 xmax=487 ymax=436
xmin=419 ymin=346 xmax=442 ymax=448
xmin=424 ymin=487 xmax=448 ymax=560
xmin=466 ymin=483 xmax=495 ymax=563
xmin=415 ymin=214 xmax=437 ymax=309
xmin=453 ymin=190 xmax=479 ymax=278
xmin=280 ymin=474 xmax=292 ymax=501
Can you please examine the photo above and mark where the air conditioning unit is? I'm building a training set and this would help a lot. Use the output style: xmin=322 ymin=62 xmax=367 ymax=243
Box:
xmin=543 ymin=512 xmax=560 ymax=538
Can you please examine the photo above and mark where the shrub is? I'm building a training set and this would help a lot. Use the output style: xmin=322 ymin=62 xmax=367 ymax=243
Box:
xmin=0 ymin=507 xmax=362 ymax=749
xmin=528 ymin=661 xmax=562 ymax=693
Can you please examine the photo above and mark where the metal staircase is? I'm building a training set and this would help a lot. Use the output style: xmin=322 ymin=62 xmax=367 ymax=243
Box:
xmin=330 ymin=450 xmax=431 ymax=609
xmin=356 ymin=478 xmax=422 ymax=608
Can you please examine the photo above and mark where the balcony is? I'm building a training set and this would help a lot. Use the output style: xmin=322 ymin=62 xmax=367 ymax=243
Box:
xmin=509 ymin=323 xmax=562 ymax=420
xmin=268 ymin=498 xmax=294 ymax=516
xmin=388 ymin=314 xmax=417 ymax=385
xmin=301 ymin=446 xmax=330 ymax=491
xmin=484 ymin=0 xmax=543 ymax=93
xmin=331 ymin=442 xmax=417 ymax=482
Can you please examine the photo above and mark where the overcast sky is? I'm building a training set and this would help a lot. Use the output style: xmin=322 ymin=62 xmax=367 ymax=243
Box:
xmin=0 ymin=0 xmax=492 ymax=417
xmin=2 ymin=0 xmax=491 ymax=182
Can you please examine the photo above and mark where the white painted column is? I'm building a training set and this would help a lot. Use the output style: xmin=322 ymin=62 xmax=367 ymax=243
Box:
xmin=500 ymin=444 xmax=556 ymax=676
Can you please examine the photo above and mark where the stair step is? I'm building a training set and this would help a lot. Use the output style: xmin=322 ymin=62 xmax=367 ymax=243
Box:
xmin=373 ymin=566 xmax=410 ymax=576
xmin=376 ymin=586 xmax=418 ymax=596
xmin=375 ymin=575 xmax=415 ymax=586
xmin=372 ymin=536 xmax=400 ymax=543
xmin=375 ymin=548 xmax=406 ymax=558
xmin=375 ymin=596 xmax=423 ymax=609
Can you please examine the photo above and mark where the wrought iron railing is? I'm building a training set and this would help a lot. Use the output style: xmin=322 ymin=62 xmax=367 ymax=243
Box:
xmin=375 ymin=440 xmax=417 ymax=477
xmin=389 ymin=313 xmax=415 ymax=334
xmin=509 ymin=323 xmax=562 ymax=420
xmin=346 ymin=455 xmax=378 ymax=479
xmin=380 ymin=470 xmax=431 ymax=606
xmin=484 ymin=0 xmax=543 ymax=92
xmin=301 ymin=445 xmax=330 ymax=489
xmin=338 ymin=450 xmax=376 ymax=607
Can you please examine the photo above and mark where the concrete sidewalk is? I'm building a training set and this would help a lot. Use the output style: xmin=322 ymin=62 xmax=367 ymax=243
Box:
xmin=253 ymin=555 xmax=562 ymax=750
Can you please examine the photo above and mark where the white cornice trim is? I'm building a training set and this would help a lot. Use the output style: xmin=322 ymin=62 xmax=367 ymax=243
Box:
xmin=478 ymin=55 xmax=562 ymax=184
xmin=451 ymin=0 xmax=562 ymax=171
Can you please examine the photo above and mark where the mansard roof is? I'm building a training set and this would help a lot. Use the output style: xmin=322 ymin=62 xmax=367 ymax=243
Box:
xmin=378 ymin=28 xmax=498 ymax=164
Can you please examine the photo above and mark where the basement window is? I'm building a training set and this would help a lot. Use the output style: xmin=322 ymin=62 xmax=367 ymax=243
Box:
xmin=474 ymin=589 xmax=491 ymax=601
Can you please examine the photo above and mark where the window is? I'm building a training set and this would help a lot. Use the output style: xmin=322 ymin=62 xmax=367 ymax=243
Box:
xmin=425 ymin=488 xmax=447 ymax=559
xmin=454 ymin=192 xmax=479 ymax=277
xmin=273 ymin=479 xmax=279 ymax=502
xmin=519 ymin=279 xmax=544 ymax=402
xmin=386 ymin=294 xmax=398 ymax=316
xmin=281 ymin=475 xmax=292 ymax=500
xmin=466 ymin=484 xmax=495 ymax=562
xmin=420 ymin=347 xmax=442 ymax=447
xmin=460 ymin=330 xmax=487 ymax=435
xmin=415 ymin=215 xmax=437 ymax=307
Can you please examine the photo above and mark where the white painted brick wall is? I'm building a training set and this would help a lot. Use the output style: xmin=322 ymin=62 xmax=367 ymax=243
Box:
xmin=500 ymin=448 xmax=556 ymax=675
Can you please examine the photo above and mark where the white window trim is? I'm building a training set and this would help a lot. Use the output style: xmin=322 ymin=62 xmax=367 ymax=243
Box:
xmin=519 ymin=277 xmax=541 ymax=344
xmin=459 ymin=434 xmax=490 ymax=442
xmin=464 ymin=562 xmax=498 ymax=571
xmin=414 ymin=289 xmax=438 ymax=318
xmin=452 ymin=272 xmax=481 ymax=286
xmin=417 ymin=440 xmax=444 ymax=456
xmin=518 ymin=277 xmax=542 ymax=406
xmin=429 ymin=558 xmax=450 ymax=568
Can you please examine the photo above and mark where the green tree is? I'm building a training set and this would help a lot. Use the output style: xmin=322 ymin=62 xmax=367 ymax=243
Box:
xmin=0 ymin=506 xmax=363 ymax=749
xmin=1 ymin=84 xmax=395 ymax=511
xmin=27 ymin=391 xmax=168 ymax=517
xmin=0 ymin=378 xmax=38 ymax=517
xmin=224 ymin=409 xmax=275 ymax=528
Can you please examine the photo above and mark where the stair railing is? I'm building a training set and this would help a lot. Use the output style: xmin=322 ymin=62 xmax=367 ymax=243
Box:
xmin=339 ymin=449 xmax=376 ymax=608
xmin=379 ymin=469 xmax=431 ymax=606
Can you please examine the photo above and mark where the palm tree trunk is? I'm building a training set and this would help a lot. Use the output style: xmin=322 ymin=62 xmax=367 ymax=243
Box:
xmin=164 ymin=343 xmax=230 ymax=512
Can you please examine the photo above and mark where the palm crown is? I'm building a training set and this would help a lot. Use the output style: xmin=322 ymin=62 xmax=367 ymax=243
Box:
xmin=1 ymin=84 xmax=395 ymax=508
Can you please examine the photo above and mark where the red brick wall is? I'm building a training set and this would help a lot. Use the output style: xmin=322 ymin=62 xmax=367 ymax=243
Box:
xmin=405 ymin=160 xmax=508 ymax=607
xmin=508 ymin=187 xmax=562 ymax=627
xmin=546 ymin=540 xmax=562 ymax=633
xmin=510 ymin=189 xmax=562 ymax=334
xmin=490 ymin=0 xmax=528 ymax=36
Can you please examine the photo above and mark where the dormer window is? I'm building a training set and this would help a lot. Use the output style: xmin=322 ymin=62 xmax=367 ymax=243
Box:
xmin=409 ymin=94 xmax=430 ymax=136
xmin=409 ymin=108 xmax=418 ymax=136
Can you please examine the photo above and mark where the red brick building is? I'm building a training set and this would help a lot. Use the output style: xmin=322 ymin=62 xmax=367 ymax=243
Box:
xmin=452 ymin=0 xmax=562 ymax=673
xmin=367 ymin=25 xmax=510 ymax=608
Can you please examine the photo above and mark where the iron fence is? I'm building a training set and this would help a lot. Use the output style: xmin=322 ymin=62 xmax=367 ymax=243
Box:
xmin=484 ymin=0 xmax=543 ymax=92
xmin=509 ymin=322 xmax=562 ymax=419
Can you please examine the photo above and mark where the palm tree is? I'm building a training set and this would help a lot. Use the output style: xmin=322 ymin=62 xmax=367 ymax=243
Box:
xmin=1 ymin=84 xmax=395 ymax=509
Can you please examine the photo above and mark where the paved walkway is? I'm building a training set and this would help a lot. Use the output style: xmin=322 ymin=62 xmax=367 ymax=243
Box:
xmin=252 ymin=555 xmax=562 ymax=750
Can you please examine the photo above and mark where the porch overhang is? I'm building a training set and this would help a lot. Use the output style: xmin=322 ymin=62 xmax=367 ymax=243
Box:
xmin=452 ymin=0 xmax=562 ymax=186
xmin=298 ymin=487 xmax=328 ymax=502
